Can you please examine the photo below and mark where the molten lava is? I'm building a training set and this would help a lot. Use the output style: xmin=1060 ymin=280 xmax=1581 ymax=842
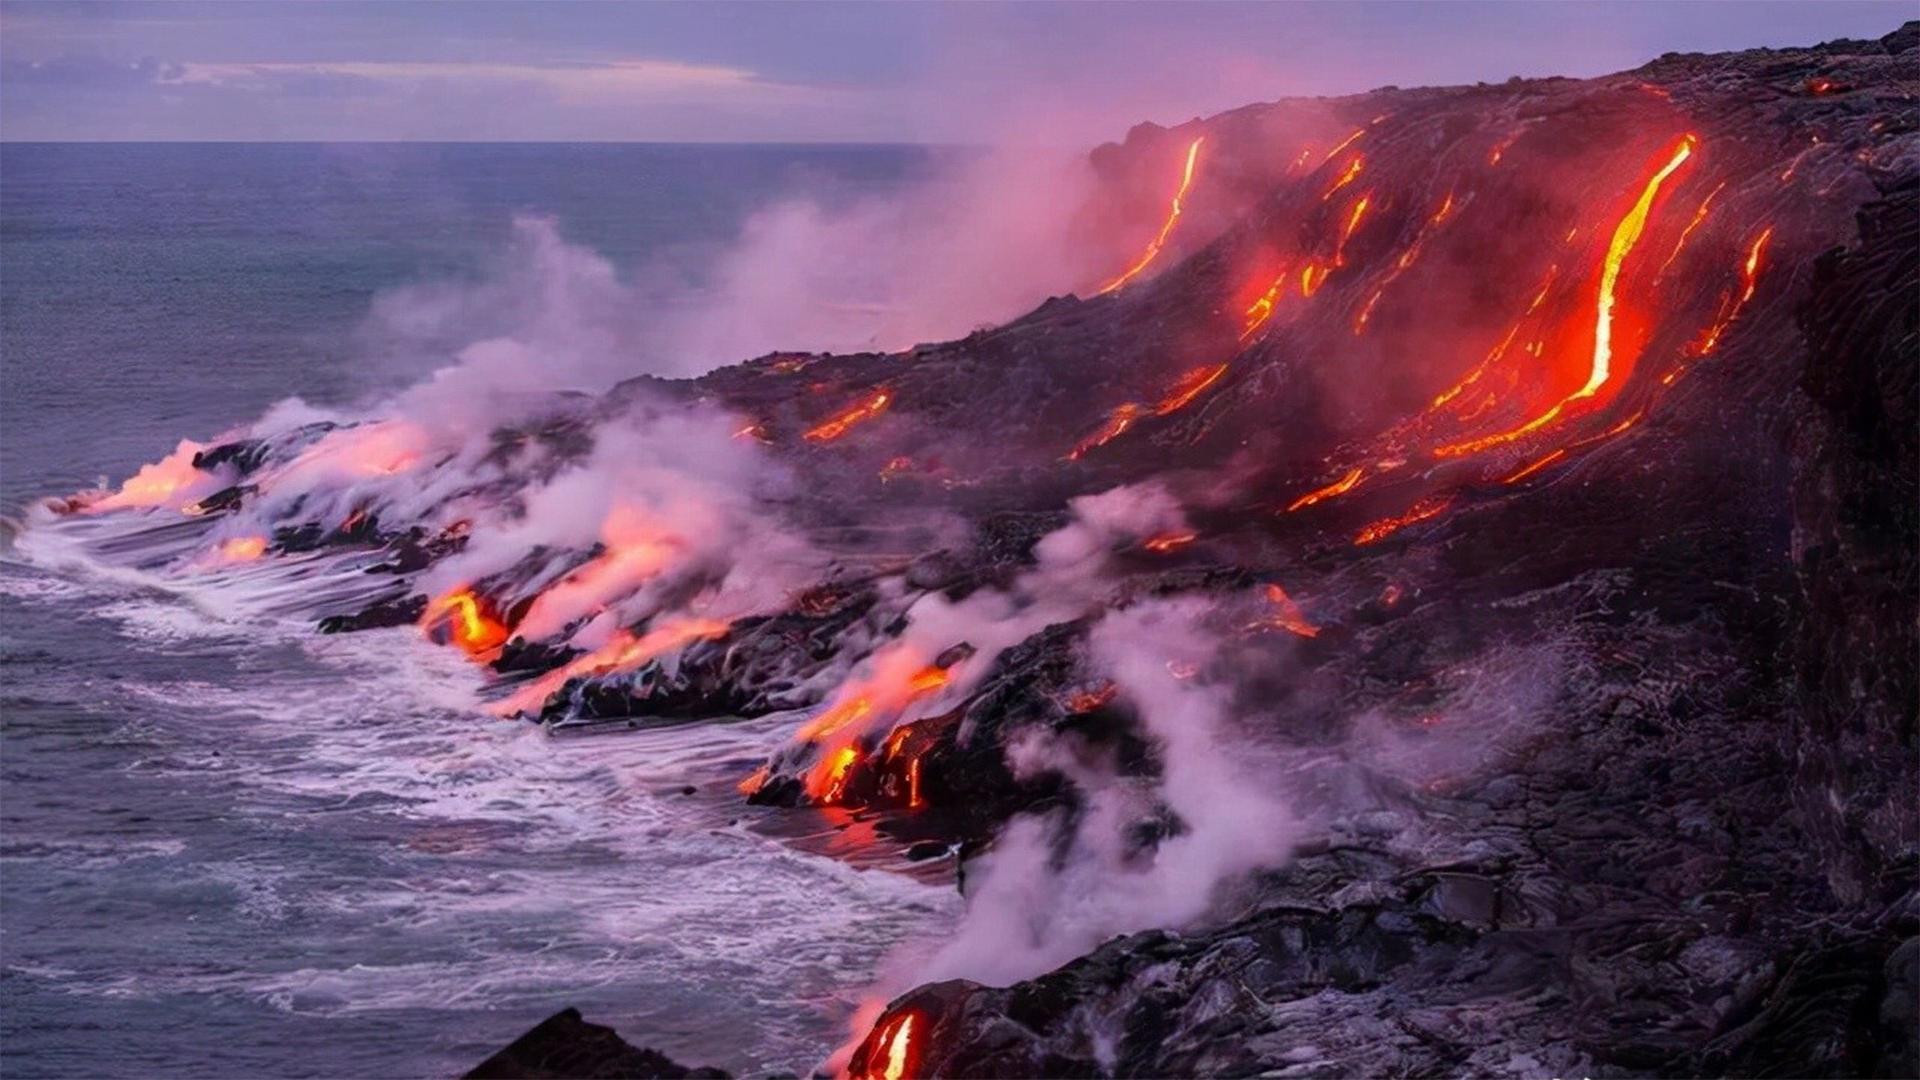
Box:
xmin=1500 ymin=448 xmax=1567 ymax=484
xmin=1354 ymin=495 xmax=1454 ymax=546
xmin=859 ymin=1011 xmax=919 ymax=1080
xmin=1066 ymin=403 xmax=1144 ymax=460
xmin=1693 ymin=226 xmax=1773 ymax=355
xmin=1285 ymin=466 xmax=1364 ymax=512
xmin=1241 ymin=271 xmax=1289 ymax=339
xmin=1143 ymin=530 xmax=1197 ymax=553
xmin=80 ymin=439 xmax=214 ymax=515
xmin=1097 ymin=137 xmax=1204 ymax=295
xmin=1154 ymin=364 xmax=1228 ymax=416
xmin=1333 ymin=193 xmax=1372 ymax=265
xmin=1321 ymin=127 xmax=1366 ymax=164
xmin=806 ymin=391 xmax=892 ymax=443
xmin=813 ymin=745 xmax=862 ymax=804
xmin=215 ymin=535 xmax=268 ymax=562
xmin=1068 ymin=362 xmax=1228 ymax=460
xmin=1322 ymin=156 xmax=1364 ymax=200
xmin=799 ymin=657 xmax=955 ymax=802
xmin=1258 ymin=583 xmax=1321 ymax=638
xmin=1353 ymin=191 xmax=1460 ymax=335
xmin=1434 ymin=135 xmax=1695 ymax=458
xmin=515 ymin=506 xmax=683 ymax=642
xmin=798 ymin=661 xmax=951 ymax=743
xmin=493 ymin=617 xmax=731 ymax=716
xmin=1065 ymin=681 xmax=1118 ymax=713
xmin=1655 ymin=180 xmax=1727 ymax=278
xmin=422 ymin=587 xmax=510 ymax=658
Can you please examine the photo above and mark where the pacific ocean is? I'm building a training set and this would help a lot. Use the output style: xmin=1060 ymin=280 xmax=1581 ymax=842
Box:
xmin=0 ymin=142 xmax=956 ymax=1078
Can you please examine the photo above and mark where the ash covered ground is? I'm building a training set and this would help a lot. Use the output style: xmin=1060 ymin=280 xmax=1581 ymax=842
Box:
xmin=25 ymin=23 xmax=1918 ymax=1080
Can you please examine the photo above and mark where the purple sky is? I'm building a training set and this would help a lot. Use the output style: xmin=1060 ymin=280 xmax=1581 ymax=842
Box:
xmin=1 ymin=1 xmax=1908 ymax=142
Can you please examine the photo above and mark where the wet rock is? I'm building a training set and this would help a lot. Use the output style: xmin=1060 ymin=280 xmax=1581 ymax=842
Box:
xmin=316 ymin=592 xmax=425 ymax=634
xmin=466 ymin=1007 xmax=727 ymax=1079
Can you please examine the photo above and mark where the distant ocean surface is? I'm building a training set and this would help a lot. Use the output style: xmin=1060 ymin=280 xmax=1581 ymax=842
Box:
xmin=0 ymin=143 xmax=956 ymax=1078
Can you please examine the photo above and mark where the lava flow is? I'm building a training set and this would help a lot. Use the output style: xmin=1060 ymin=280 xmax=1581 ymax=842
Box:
xmin=1097 ymin=136 xmax=1204 ymax=295
xmin=493 ymin=617 xmax=732 ymax=716
xmin=422 ymin=587 xmax=510 ymax=658
xmin=1066 ymin=403 xmax=1144 ymax=460
xmin=806 ymin=390 xmax=893 ymax=442
xmin=855 ymin=1011 xmax=919 ymax=1080
xmin=215 ymin=535 xmax=268 ymax=562
xmin=1256 ymin=583 xmax=1320 ymax=638
xmin=1143 ymin=530 xmax=1198 ymax=553
xmin=1433 ymin=134 xmax=1696 ymax=458
xmin=1692 ymin=226 xmax=1774 ymax=355
xmin=1285 ymin=466 xmax=1364 ymax=512
xmin=1354 ymin=495 xmax=1454 ymax=546
xmin=76 ymin=439 xmax=216 ymax=515
xmin=1155 ymin=364 xmax=1228 ymax=415
xmin=795 ymin=658 xmax=954 ymax=803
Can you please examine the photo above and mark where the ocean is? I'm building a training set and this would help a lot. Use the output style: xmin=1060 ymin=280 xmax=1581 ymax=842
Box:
xmin=0 ymin=143 xmax=957 ymax=1078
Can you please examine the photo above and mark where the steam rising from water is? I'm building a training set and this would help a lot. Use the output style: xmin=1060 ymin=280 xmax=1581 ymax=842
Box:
xmin=918 ymin=597 xmax=1300 ymax=988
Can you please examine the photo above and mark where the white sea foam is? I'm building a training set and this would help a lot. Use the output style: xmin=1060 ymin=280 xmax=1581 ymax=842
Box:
xmin=6 ymin=526 xmax=959 ymax=1074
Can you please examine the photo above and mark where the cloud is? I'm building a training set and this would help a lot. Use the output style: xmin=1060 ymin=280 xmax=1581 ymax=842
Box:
xmin=157 ymin=57 xmax=792 ymax=105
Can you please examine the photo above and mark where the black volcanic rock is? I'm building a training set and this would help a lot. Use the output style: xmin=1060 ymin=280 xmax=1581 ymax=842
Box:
xmin=315 ymin=591 xmax=425 ymax=634
xmin=61 ymin=20 xmax=1917 ymax=1080
xmin=1788 ymin=177 xmax=1918 ymax=907
xmin=831 ymin=24 xmax=1920 ymax=1080
xmin=466 ymin=1008 xmax=727 ymax=1080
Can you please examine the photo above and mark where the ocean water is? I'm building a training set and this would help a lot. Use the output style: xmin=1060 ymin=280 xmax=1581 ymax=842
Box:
xmin=0 ymin=143 xmax=957 ymax=1078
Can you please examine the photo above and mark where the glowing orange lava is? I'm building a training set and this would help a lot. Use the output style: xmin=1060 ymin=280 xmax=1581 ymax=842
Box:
xmin=1066 ymin=402 xmax=1144 ymax=460
xmin=1354 ymin=495 xmax=1453 ymax=546
xmin=1065 ymin=682 xmax=1118 ymax=713
xmin=422 ymin=587 xmax=510 ymax=658
xmin=80 ymin=439 xmax=213 ymax=515
xmin=1333 ymin=193 xmax=1372 ymax=265
xmin=1434 ymin=135 xmax=1695 ymax=458
xmin=736 ymin=765 xmax=770 ymax=796
xmin=1500 ymin=448 xmax=1567 ymax=484
xmin=860 ymin=1011 xmax=918 ymax=1080
xmin=493 ymin=617 xmax=731 ymax=716
xmin=1285 ymin=466 xmax=1364 ymax=512
xmin=1655 ymin=180 xmax=1727 ymax=278
xmin=1143 ymin=530 xmax=1197 ymax=553
xmin=813 ymin=746 xmax=862 ymax=803
xmin=1352 ymin=289 xmax=1386 ymax=334
xmin=215 ymin=536 xmax=267 ymax=562
xmin=1320 ymin=127 xmax=1365 ymax=164
xmin=805 ymin=391 xmax=892 ymax=442
xmin=1097 ymin=137 xmax=1205 ymax=295
xmin=1693 ymin=225 xmax=1773 ymax=355
xmin=1241 ymin=271 xmax=1289 ymax=339
xmin=1322 ymin=156 xmax=1364 ymax=200
xmin=1428 ymin=265 xmax=1560 ymax=410
xmin=1353 ymin=191 xmax=1460 ymax=335
xmin=1259 ymin=583 xmax=1321 ymax=638
xmin=799 ymin=662 xmax=951 ymax=743
xmin=1300 ymin=263 xmax=1329 ymax=297
xmin=1155 ymin=364 xmax=1228 ymax=415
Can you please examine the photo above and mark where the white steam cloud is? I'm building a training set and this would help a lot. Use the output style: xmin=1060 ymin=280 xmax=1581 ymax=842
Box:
xmin=914 ymin=596 xmax=1301 ymax=988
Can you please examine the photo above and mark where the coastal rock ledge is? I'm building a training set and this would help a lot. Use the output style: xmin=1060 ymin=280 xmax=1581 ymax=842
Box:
xmin=466 ymin=1008 xmax=728 ymax=1080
